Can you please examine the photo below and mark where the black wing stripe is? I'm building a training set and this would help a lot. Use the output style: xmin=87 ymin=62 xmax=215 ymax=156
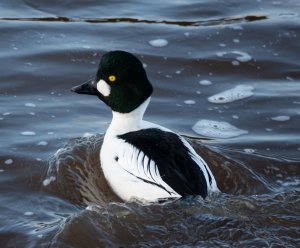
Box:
xmin=118 ymin=128 xmax=208 ymax=198
xmin=120 ymin=166 xmax=173 ymax=195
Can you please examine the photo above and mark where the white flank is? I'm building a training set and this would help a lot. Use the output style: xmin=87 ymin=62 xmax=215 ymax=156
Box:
xmin=97 ymin=79 xmax=111 ymax=96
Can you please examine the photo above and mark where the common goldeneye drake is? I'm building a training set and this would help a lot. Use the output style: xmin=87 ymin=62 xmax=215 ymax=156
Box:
xmin=72 ymin=50 xmax=219 ymax=202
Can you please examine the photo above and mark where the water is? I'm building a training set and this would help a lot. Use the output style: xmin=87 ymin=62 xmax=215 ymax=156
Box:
xmin=1 ymin=0 xmax=300 ymax=247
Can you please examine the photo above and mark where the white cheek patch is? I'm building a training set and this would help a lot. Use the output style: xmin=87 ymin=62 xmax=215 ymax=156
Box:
xmin=97 ymin=79 xmax=111 ymax=96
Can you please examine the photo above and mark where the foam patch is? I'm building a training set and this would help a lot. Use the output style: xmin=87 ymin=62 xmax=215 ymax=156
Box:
xmin=192 ymin=119 xmax=248 ymax=138
xmin=208 ymin=85 xmax=254 ymax=104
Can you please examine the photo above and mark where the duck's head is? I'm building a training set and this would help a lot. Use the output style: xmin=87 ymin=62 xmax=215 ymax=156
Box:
xmin=71 ymin=50 xmax=153 ymax=113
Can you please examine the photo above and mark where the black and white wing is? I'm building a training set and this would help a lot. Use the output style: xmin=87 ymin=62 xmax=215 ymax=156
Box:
xmin=117 ymin=128 xmax=213 ymax=198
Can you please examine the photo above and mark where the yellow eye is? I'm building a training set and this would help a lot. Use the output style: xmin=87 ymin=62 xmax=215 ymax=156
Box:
xmin=108 ymin=75 xmax=116 ymax=82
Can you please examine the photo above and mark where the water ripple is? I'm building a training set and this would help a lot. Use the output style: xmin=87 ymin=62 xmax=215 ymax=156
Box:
xmin=0 ymin=15 xmax=267 ymax=27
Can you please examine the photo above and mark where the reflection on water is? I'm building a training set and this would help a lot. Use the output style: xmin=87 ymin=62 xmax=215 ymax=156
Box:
xmin=1 ymin=0 xmax=300 ymax=247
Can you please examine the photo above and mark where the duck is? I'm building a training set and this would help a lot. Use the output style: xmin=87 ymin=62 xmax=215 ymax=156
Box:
xmin=71 ymin=50 xmax=219 ymax=202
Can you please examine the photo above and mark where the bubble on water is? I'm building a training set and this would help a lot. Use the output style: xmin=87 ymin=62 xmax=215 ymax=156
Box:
xmin=21 ymin=131 xmax=36 ymax=136
xmin=25 ymin=103 xmax=36 ymax=107
xmin=184 ymin=32 xmax=190 ymax=37
xmin=24 ymin=211 xmax=34 ymax=216
xmin=232 ymin=60 xmax=240 ymax=66
xmin=142 ymin=63 xmax=147 ymax=68
xmin=43 ymin=176 xmax=56 ymax=186
xmin=199 ymin=80 xmax=212 ymax=86
xmin=208 ymin=85 xmax=254 ymax=104
xmin=4 ymin=159 xmax=13 ymax=165
xmin=233 ymin=39 xmax=240 ymax=43
xmin=184 ymin=100 xmax=196 ymax=105
xmin=265 ymin=128 xmax=273 ymax=132
xmin=232 ymin=115 xmax=239 ymax=119
xmin=271 ymin=116 xmax=290 ymax=122
xmin=28 ymin=112 xmax=36 ymax=116
xmin=219 ymin=43 xmax=226 ymax=47
xmin=3 ymin=112 xmax=11 ymax=116
xmin=38 ymin=141 xmax=48 ymax=146
xmin=192 ymin=119 xmax=248 ymax=138
xmin=149 ymin=39 xmax=168 ymax=47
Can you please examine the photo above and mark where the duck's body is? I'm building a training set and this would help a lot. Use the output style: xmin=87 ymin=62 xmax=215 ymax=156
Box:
xmin=72 ymin=50 xmax=219 ymax=202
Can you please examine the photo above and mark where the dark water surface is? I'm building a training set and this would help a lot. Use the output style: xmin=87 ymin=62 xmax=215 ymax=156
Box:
xmin=1 ymin=0 xmax=300 ymax=247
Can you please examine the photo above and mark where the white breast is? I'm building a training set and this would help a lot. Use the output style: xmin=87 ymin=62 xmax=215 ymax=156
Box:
xmin=100 ymin=131 xmax=180 ymax=202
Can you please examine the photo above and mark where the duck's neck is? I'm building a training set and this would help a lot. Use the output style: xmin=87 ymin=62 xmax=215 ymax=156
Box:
xmin=107 ymin=97 xmax=151 ymax=135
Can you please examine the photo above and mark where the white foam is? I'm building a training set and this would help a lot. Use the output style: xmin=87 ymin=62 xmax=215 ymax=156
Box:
xmin=232 ymin=60 xmax=240 ymax=66
xmin=229 ymin=25 xmax=243 ymax=30
xmin=25 ymin=103 xmax=36 ymax=107
xmin=184 ymin=100 xmax=196 ymax=105
xmin=83 ymin=132 xmax=93 ymax=137
xmin=271 ymin=115 xmax=290 ymax=122
xmin=24 ymin=211 xmax=34 ymax=216
xmin=199 ymin=80 xmax=212 ymax=86
xmin=0 ymin=169 xmax=5 ymax=172
xmin=43 ymin=176 xmax=56 ymax=186
xmin=232 ymin=51 xmax=252 ymax=62
xmin=208 ymin=85 xmax=254 ymax=104
xmin=216 ymin=52 xmax=227 ymax=57
xmin=243 ymin=148 xmax=255 ymax=154
xmin=149 ymin=39 xmax=168 ymax=47
xmin=192 ymin=119 xmax=248 ymax=138
xmin=3 ymin=112 xmax=11 ymax=116
xmin=216 ymin=51 xmax=252 ymax=62
xmin=21 ymin=131 xmax=36 ymax=136
xmin=5 ymin=159 xmax=13 ymax=165
xmin=37 ymin=141 xmax=48 ymax=146
xmin=281 ymin=178 xmax=300 ymax=187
